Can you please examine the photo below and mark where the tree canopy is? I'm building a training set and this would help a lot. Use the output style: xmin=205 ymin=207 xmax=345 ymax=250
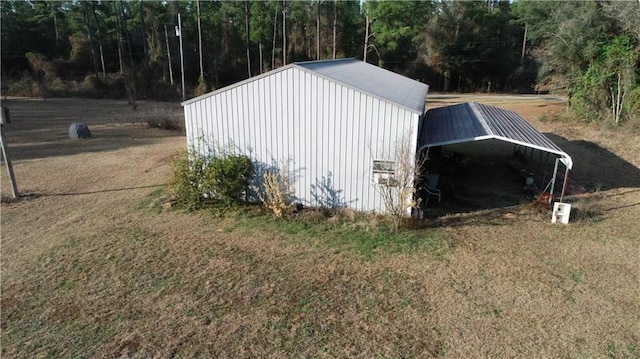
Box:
xmin=1 ymin=0 xmax=638 ymax=124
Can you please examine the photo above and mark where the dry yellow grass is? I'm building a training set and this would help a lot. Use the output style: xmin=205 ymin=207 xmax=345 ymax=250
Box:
xmin=1 ymin=97 xmax=639 ymax=358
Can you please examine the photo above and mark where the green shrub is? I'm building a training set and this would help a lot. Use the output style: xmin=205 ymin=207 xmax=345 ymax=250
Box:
xmin=169 ymin=150 xmax=208 ymax=210
xmin=203 ymin=154 xmax=254 ymax=206
xmin=625 ymin=86 xmax=640 ymax=122
xmin=194 ymin=77 xmax=208 ymax=96
xmin=8 ymin=74 xmax=37 ymax=96
xmin=168 ymin=149 xmax=254 ymax=210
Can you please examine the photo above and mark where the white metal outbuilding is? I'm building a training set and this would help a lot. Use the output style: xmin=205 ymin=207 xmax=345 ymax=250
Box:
xmin=182 ymin=58 xmax=429 ymax=212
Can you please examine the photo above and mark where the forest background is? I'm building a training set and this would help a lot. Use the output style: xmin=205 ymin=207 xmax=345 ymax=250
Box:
xmin=1 ymin=0 xmax=639 ymax=125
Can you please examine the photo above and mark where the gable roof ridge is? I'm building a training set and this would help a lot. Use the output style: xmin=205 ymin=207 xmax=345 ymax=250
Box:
xmin=183 ymin=59 xmax=429 ymax=115
xmin=468 ymin=102 xmax=493 ymax=135
xmin=293 ymin=59 xmax=428 ymax=114
xmin=292 ymin=57 xmax=356 ymax=66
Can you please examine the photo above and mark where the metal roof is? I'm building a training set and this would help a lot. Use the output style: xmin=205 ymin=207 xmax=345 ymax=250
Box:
xmin=183 ymin=58 xmax=429 ymax=114
xmin=294 ymin=58 xmax=429 ymax=114
xmin=419 ymin=102 xmax=572 ymax=169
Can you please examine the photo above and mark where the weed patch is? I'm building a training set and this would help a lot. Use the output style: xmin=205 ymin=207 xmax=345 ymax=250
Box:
xmin=220 ymin=208 xmax=448 ymax=259
xmin=146 ymin=118 xmax=181 ymax=131
xmin=569 ymin=193 xmax=606 ymax=222
xmin=135 ymin=187 xmax=168 ymax=212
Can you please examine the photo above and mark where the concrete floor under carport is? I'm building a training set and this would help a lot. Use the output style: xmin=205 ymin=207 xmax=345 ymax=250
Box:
xmin=417 ymin=139 xmax=561 ymax=216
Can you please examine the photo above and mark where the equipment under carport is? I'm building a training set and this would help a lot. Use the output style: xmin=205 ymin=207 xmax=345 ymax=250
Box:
xmin=418 ymin=102 xmax=573 ymax=207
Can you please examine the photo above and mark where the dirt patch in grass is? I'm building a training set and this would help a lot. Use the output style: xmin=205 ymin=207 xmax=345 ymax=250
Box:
xmin=2 ymin=96 xmax=639 ymax=358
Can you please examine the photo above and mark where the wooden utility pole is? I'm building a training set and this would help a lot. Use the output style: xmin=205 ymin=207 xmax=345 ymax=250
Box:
xmin=177 ymin=13 xmax=186 ymax=102
xmin=1 ymin=106 xmax=18 ymax=199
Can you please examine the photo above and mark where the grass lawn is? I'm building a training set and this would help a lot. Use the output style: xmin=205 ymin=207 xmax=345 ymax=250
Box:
xmin=1 ymin=97 xmax=639 ymax=358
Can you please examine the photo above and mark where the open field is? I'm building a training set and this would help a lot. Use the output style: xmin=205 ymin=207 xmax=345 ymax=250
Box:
xmin=1 ymin=96 xmax=639 ymax=358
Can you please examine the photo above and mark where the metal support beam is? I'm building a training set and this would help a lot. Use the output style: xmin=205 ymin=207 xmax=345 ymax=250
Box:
xmin=560 ymin=166 xmax=570 ymax=202
xmin=549 ymin=157 xmax=559 ymax=204
xmin=542 ymin=152 xmax=550 ymax=191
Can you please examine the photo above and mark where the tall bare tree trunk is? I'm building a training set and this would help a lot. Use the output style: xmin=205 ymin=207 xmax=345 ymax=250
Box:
xmin=82 ymin=2 xmax=100 ymax=78
xmin=332 ymin=0 xmax=337 ymax=59
xmin=99 ymin=43 xmax=106 ymax=79
xmin=521 ymin=22 xmax=528 ymax=60
xmin=139 ymin=0 xmax=148 ymax=63
xmin=196 ymin=0 xmax=204 ymax=81
xmin=282 ymin=0 xmax=287 ymax=65
xmin=114 ymin=2 xmax=125 ymax=74
xmin=259 ymin=42 xmax=263 ymax=74
xmin=53 ymin=13 xmax=59 ymax=42
xmin=316 ymin=1 xmax=320 ymax=60
xmin=245 ymin=0 xmax=251 ymax=77
xmin=272 ymin=5 xmax=278 ymax=69
xmin=120 ymin=1 xmax=135 ymax=71
xmin=612 ymin=72 xmax=626 ymax=125
xmin=91 ymin=3 xmax=106 ymax=79
xmin=164 ymin=24 xmax=174 ymax=84
xmin=363 ymin=16 xmax=370 ymax=62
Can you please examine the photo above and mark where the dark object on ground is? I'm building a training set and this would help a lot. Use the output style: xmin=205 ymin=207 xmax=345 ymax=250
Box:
xmin=1 ymin=106 xmax=10 ymax=124
xmin=69 ymin=123 xmax=92 ymax=139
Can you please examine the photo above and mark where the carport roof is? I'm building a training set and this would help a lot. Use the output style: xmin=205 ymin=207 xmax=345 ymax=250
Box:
xmin=419 ymin=102 xmax=572 ymax=169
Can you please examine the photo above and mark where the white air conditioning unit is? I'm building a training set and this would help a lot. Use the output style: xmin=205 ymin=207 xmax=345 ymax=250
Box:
xmin=372 ymin=159 xmax=398 ymax=186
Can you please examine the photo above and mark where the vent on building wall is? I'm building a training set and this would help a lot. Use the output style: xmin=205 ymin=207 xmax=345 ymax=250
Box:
xmin=372 ymin=160 xmax=398 ymax=186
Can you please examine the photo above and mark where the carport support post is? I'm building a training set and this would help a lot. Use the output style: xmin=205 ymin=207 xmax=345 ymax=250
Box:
xmin=542 ymin=152 xmax=550 ymax=189
xmin=549 ymin=157 xmax=559 ymax=204
xmin=560 ymin=166 xmax=570 ymax=202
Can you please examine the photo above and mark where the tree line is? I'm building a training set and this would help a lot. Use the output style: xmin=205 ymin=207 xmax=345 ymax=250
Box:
xmin=1 ymin=0 xmax=638 ymax=124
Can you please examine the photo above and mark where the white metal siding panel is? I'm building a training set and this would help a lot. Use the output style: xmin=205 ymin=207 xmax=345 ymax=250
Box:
xmin=246 ymin=82 xmax=255 ymax=155
xmin=341 ymin=87 xmax=352 ymax=203
xmin=230 ymin=88 xmax=239 ymax=152
xmin=183 ymin=67 xmax=419 ymax=212
xmin=307 ymin=71 xmax=317 ymax=205
xmin=356 ymin=93 xmax=369 ymax=208
xmin=184 ymin=105 xmax=193 ymax=148
xmin=199 ymin=98 xmax=206 ymax=151
xmin=274 ymin=72 xmax=282 ymax=162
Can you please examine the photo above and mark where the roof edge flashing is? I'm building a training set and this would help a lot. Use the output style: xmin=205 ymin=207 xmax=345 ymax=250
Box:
xmin=418 ymin=133 xmax=574 ymax=170
xmin=292 ymin=57 xmax=356 ymax=66
xmin=182 ymin=64 xmax=294 ymax=106
xmin=417 ymin=135 xmax=494 ymax=151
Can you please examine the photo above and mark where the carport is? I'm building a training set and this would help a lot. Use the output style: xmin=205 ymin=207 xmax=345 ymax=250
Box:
xmin=417 ymin=102 xmax=573 ymax=207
